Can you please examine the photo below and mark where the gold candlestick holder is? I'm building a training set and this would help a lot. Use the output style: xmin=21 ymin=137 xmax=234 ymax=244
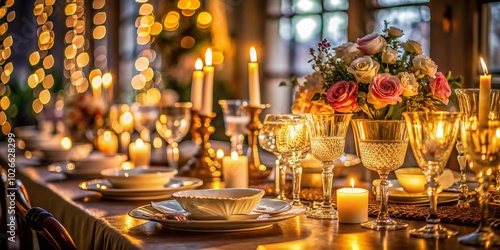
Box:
xmin=189 ymin=109 xmax=202 ymax=145
xmin=181 ymin=112 xmax=221 ymax=182
xmin=243 ymin=104 xmax=271 ymax=185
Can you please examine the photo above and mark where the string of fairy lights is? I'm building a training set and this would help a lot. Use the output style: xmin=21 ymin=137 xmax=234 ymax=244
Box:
xmin=0 ymin=0 xmax=15 ymax=135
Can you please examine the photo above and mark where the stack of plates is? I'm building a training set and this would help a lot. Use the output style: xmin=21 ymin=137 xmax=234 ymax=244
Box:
xmin=387 ymin=180 xmax=459 ymax=204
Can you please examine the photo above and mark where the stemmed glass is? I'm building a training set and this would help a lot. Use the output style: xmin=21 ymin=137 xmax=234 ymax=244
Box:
xmin=155 ymin=102 xmax=192 ymax=170
xmin=458 ymin=119 xmax=500 ymax=246
xmin=402 ymin=111 xmax=462 ymax=238
xmin=131 ymin=102 xmax=159 ymax=142
xmin=218 ymin=100 xmax=250 ymax=155
xmin=351 ymin=119 xmax=409 ymax=230
xmin=275 ymin=114 xmax=310 ymax=207
xmin=305 ymin=113 xmax=352 ymax=219
xmin=259 ymin=114 xmax=288 ymax=200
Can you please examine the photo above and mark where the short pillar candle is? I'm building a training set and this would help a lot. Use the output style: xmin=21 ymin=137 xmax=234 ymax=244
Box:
xmin=222 ymin=151 xmax=249 ymax=188
xmin=129 ymin=139 xmax=151 ymax=168
xmin=337 ymin=179 xmax=368 ymax=223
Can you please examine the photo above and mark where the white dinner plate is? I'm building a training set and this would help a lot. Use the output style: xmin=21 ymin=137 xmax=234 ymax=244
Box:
xmin=48 ymin=162 xmax=103 ymax=179
xmin=128 ymin=199 xmax=306 ymax=232
xmin=388 ymin=186 xmax=459 ymax=204
xmin=79 ymin=177 xmax=203 ymax=201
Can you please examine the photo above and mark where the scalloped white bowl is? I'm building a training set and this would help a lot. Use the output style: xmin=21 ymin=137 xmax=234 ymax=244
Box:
xmin=171 ymin=188 xmax=265 ymax=217
xmin=100 ymin=167 xmax=178 ymax=189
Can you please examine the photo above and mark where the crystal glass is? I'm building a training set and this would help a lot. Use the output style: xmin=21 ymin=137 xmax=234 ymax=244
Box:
xmin=259 ymin=114 xmax=288 ymax=200
xmin=218 ymin=100 xmax=250 ymax=155
xmin=155 ymin=102 xmax=192 ymax=170
xmin=456 ymin=89 xmax=500 ymax=205
xmin=305 ymin=113 xmax=352 ymax=219
xmin=403 ymin=111 xmax=462 ymax=238
xmin=275 ymin=114 xmax=310 ymax=207
xmin=351 ymin=119 xmax=409 ymax=230
xmin=131 ymin=102 xmax=159 ymax=142
xmin=458 ymin=119 xmax=500 ymax=246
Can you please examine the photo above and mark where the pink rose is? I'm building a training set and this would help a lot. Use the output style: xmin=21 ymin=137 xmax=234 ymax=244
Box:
xmin=326 ymin=81 xmax=359 ymax=113
xmin=356 ymin=33 xmax=387 ymax=55
xmin=429 ymin=72 xmax=451 ymax=105
xmin=367 ymin=73 xmax=403 ymax=109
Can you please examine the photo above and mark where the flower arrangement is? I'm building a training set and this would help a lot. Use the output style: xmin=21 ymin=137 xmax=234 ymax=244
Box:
xmin=290 ymin=72 xmax=334 ymax=114
xmin=63 ymin=93 xmax=107 ymax=138
xmin=309 ymin=22 xmax=462 ymax=120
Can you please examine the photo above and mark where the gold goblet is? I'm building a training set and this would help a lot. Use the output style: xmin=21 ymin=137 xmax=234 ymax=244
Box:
xmin=403 ymin=111 xmax=462 ymax=238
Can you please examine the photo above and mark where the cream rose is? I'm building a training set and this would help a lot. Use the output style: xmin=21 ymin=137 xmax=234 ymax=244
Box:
xmin=334 ymin=42 xmax=363 ymax=65
xmin=387 ymin=27 xmax=404 ymax=38
xmin=412 ymin=55 xmax=437 ymax=78
xmin=347 ymin=56 xmax=380 ymax=84
xmin=398 ymin=72 xmax=419 ymax=97
xmin=402 ymin=40 xmax=423 ymax=55
xmin=356 ymin=33 xmax=387 ymax=55
xmin=382 ymin=48 xmax=398 ymax=64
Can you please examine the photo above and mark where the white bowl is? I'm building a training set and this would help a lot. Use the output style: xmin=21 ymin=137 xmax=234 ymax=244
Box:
xmin=394 ymin=168 xmax=455 ymax=194
xmin=41 ymin=143 xmax=93 ymax=162
xmin=171 ymin=188 xmax=265 ymax=217
xmin=72 ymin=153 xmax=127 ymax=173
xmin=100 ymin=167 xmax=178 ymax=189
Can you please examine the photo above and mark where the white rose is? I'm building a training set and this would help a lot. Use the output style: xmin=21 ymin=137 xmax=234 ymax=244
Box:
xmin=412 ymin=55 xmax=437 ymax=78
xmin=347 ymin=56 xmax=380 ymax=84
xmin=398 ymin=72 xmax=419 ymax=97
xmin=334 ymin=42 xmax=363 ymax=64
xmin=403 ymin=40 xmax=423 ymax=55
xmin=382 ymin=48 xmax=398 ymax=64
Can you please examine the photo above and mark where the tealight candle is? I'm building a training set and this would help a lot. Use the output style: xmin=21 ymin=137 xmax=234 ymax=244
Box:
xmin=337 ymin=179 xmax=368 ymax=224
xmin=478 ymin=57 xmax=491 ymax=127
xmin=190 ymin=58 xmax=204 ymax=111
xmin=200 ymin=48 xmax=214 ymax=116
xmin=248 ymin=47 xmax=261 ymax=106
xmin=97 ymin=130 xmax=118 ymax=155
xmin=129 ymin=139 xmax=151 ymax=168
xmin=222 ymin=151 xmax=248 ymax=188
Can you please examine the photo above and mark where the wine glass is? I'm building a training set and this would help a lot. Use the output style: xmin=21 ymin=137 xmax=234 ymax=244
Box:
xmin=305 ymin=113 xmax=352 ymax=219
xmin=155 ymin=102 xmax=192 ymax=170
xmin=258 ymin=114 xmax=288 ymax=200
xmin=402 ymin=111 xmax=462 ymax=238
xmin=456 ymin=89 xmax=500 ymax=205
xmin=275 ymin=114 xmax=310 ymax=207
xmin=351 ymin=119 xmax=409 ymax=230
xmin=218 ymin=100 xmax=250 ymax=155
xmin=131 ymin=102 xmax=159 ymax=142
xmin=458 ymin=118 xmax=500 ymax=246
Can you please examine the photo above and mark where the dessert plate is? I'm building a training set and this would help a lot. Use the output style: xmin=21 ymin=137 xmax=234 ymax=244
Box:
xmin=79 ymin=177 xmax=203 ymax=200
xmin=388 ymin=185 xmax=459 ymax=204
xmin=129 ymin=199 xmax=306 ymax=232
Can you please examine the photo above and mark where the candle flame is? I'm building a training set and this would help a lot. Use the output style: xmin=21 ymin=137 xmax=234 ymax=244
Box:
xmin=250 ymin=47 xmax=257 ymax=62
xmin=480 ymin=57 xmax=489 ymax=75
xmin=205 ymin=48 xmax=212 ymax=66
xmin=195 ymin=58 xmax=203 ymax=70
xmin=136 ymin=138 xmax=144 ymax=147
xmin=121 ymin=161 xmax=135 ymax=170
xmin=231 ymin=151 xmax=238 ymax=160
xmin=216 ymin=149 xmax=224 ymax=159
xmin=61 ymin=137 xmax=72 ymax=150
xmin=350 ymin=178 xmax=355 ymax=188
xmin=436 ymin=121 xmax=444 ymax=139
xmin=102 ymin=73 xmax=112 ymax=88
xmin=496 ymin=128 xmax=500 ymax=138
xmin=103 ymin=131 xmax=112 ymax=141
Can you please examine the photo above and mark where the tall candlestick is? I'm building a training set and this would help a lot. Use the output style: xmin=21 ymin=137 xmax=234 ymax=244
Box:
xmin=479 ymin=57 xmax=491 ymax=127
xmin=190 ymin=58 xmax=204 ymax=111
xmin=248 ymin=47 xmax=261 ymax=106
xmin=200 ymin=48 xmax=214 ymax=116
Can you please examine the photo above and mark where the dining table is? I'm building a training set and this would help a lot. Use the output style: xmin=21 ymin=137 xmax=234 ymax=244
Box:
xmin=2 ymin=140 xmax=499 ymax=250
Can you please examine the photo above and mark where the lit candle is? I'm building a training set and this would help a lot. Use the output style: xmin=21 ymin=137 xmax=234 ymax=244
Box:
xmin=479 ymin=57 xmax=491 ymax=127
xmin=200 ymin=48 xmax=214 ymax=116
xmin=102 ymin=72 xmax=113 ymax=103
xmin=60 ymin=137 xmax=72 ymax=150
xmin=119 ymin=111 xmax=134 ymax=133
xmin=97 ymin=130 xmax=118 ymax=155
xmin=129 ymin=138 xmax=151 ymax=168
xmin=190 ymin=58 xmax=204 ymax=112
xmin=91 ymin=75 xmax=102 ymax=99
xmin=336 ymin=178 xmax=368 ymax=224
xmin=248 ymin=47 xmax=261 ymax=106
xmin=222 ymin=151 xmax=248 ymax=188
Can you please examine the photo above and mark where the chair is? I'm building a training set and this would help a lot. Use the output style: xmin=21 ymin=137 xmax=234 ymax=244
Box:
xmin=15 ymin=179 xmax=77 ymax=250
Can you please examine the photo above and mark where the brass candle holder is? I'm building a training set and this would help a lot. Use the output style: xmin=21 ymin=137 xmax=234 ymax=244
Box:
xmin=181 ymin=112 xmax=221 ymax=182
xmin=189 ymin=109 xmax=202 ymax=145
xmin=243 ymin=103 xmax=271 ymax=185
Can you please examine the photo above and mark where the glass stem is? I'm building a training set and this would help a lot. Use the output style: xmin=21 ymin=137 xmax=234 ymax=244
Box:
xmin=166 ymin=142 xmax=179 ymax=169
xmin=277 ymin=154 xmax=287 ymax=200
xmin=290 ymin=159 xmax=303 ymax=206
xmin=321 ymin=161 xmax=334 ymax=207
xmin=230 ymin=134 xmax=245 ymax=155
xmin=478 ymin=174 xmax=493 ymax=232
xmin=378 ymin=173 xmax=390 ymax=221
xmin=425 ymin=168 xmax=440 ymax=226
xmin=456 ymin=151 xmax=470 ymax=206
